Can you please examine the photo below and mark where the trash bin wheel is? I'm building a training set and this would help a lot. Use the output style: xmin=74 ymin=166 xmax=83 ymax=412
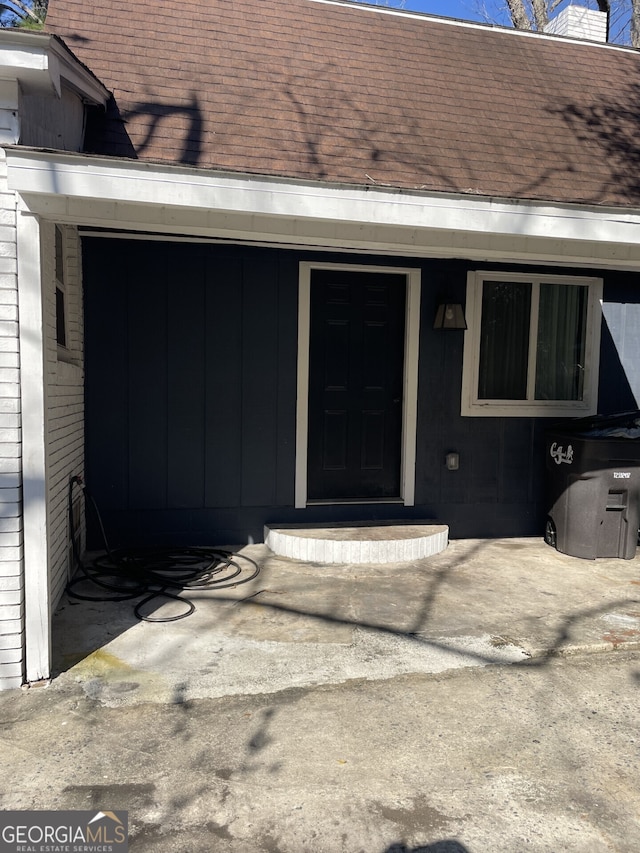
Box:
xmin=544 ymin=517 xmax=556 ymax=549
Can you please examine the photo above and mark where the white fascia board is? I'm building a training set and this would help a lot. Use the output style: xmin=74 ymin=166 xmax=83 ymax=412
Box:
xmin=0 ymin=35 xmax=108 ymax=103
xmin=6 ymin=148 xmax=640 ymax=252
xmin=49 ymin=40 xmax=109 ymax=105
xmin=0 ymin=43 xmax=52 ymax=93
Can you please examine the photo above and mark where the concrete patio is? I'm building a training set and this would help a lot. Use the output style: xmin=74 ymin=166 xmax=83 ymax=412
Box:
xmin=2 ymin=536 xmax=639 ymax=853
xmin=50 ymin=536 xmax=640 ymax=707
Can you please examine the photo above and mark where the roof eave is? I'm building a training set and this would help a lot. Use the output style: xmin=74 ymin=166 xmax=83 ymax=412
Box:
xmin=0 ymin=30 xmax=109 ymax=104
xmin=6 ymin=147 xmax=640 ymax=269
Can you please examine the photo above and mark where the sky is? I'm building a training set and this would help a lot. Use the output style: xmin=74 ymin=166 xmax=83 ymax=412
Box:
xmin=404 ymin=0 xmax=495 ymax=21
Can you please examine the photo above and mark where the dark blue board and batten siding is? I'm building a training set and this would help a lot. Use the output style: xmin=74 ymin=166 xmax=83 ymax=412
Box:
xmin=83 ymin=238 xmax=639 ymax=547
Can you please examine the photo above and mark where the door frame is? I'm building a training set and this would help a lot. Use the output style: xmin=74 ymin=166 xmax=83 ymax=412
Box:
xmin=295 ymin=261 xmax=421 ymax=509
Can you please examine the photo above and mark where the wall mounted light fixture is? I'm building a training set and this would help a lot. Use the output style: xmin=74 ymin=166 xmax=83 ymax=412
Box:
xmin=433 ymin=302 xmax=467 ymax=330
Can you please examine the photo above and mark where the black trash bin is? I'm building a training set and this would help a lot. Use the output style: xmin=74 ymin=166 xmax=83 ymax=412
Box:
xmin=545 ymin=411 xmax=640 ymax=560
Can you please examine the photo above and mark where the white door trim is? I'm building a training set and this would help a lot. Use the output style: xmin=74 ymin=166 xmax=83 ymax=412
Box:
xmin=295 ymin=262 xmax=421 ymax=509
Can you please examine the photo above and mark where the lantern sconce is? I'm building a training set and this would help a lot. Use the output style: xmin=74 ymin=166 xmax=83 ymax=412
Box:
xmin=433 ymin=302 xmax=467 ymax=330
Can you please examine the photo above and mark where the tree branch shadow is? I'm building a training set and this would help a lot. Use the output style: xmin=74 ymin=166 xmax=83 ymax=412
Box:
xmin=550 ymin=79 xmax=640 ymax=205
xmin=53 ymin=536 xmax=640 ymax=681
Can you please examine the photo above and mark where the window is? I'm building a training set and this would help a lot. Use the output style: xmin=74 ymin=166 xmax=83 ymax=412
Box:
xmin=55 ymin=225 xmax=67 ymax=349
xmin=461 ymin=271 xmax=602 ymax=417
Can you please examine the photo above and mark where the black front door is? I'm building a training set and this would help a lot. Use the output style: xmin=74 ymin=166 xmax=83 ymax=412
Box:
xmin=307 ymin=269 xmax=406 ymax=501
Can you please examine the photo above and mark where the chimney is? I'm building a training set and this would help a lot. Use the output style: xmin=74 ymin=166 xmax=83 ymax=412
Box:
xmin=544 ymin=5 xmax=608 ymax=42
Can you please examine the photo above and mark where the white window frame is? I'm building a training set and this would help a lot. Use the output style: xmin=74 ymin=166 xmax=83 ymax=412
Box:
xmin=461 ymin=270 xmax=603 ymax=417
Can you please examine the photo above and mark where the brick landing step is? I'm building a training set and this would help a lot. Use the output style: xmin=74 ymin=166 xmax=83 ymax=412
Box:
xmin=264 ymin=522 xmax=448 ymax=564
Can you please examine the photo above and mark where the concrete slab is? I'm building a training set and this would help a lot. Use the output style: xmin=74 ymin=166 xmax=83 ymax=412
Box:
xmin=3 ymin=649 xmax=640 ymax=853
xmin=50 ymin=537 xmax=640 ymax=708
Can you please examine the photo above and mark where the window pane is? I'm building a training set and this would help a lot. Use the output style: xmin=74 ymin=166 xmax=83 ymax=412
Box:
xmin=56 ymin=286 xmax=66 ymax=347
xmin=535 ymin=284 xmax=587 ymax=401
xmin=478 ymin=281 xmax=531 ymax=400
xmin=55 ymin=226 xmax=64 ymax=284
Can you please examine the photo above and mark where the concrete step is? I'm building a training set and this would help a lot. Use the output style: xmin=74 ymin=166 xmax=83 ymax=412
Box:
xmin=264 ymin=521 xmax=448 ymax=564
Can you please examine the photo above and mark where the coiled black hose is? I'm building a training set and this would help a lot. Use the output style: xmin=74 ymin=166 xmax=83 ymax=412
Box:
xmin=66 ymin=477 xmax=260 ymax=622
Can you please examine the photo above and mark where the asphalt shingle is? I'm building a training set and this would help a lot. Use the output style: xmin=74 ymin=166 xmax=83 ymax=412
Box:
xmin=45 ymin=0 xmax=640 ymax=207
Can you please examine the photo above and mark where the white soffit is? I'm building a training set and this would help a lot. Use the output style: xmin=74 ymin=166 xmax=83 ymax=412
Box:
xmin=6 ymin=149 xmax=640 ymax=266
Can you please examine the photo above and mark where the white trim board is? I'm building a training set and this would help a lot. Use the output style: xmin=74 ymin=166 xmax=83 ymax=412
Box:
xmin=72 ymin=225 xmax=640 ymax=273
xmin=17 ymin=206 xmax=51 ymax=684
xmin=9 ymin=150 xmax=640 ymax=270
xmin=7 ymin=149 xmax=640 ymax=248
xmin=295 ymin=262 xmax=420 ymax=508
xmin=0 ymin=33 xmax=109 ymax=102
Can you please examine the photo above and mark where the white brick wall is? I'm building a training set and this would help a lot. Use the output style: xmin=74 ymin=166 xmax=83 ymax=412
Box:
xmin=41 ymin=222 xmax=85 ymax=612
xmin=0 ymin=152 xmax=23 ymax=690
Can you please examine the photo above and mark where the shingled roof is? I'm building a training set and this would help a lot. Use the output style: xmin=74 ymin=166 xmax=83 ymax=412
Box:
xmin=44 ymin=0 xmax=640 ymax=208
